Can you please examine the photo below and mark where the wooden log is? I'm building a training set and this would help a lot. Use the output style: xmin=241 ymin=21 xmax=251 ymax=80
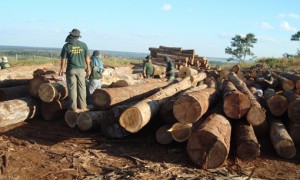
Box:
xmin=77 ymin=111 xmax=104 ymax=131
xmin=158 ymin=46 xmax=182 ymax=52
xmin=222 ymin=80 xmax=250 ymax=119
xmin=0 ymin=97 xmax=39 ymax=127
xmin=38 ymin=82 xmax=68 ymax=103
xmin=231 ymin=64 xmax=241 ymax=74
xmin=187 ymin=113 xmax=231 ymax=169
xmin=270 ymin=120 xmax=296 ymax=159
xmin=178 ymin=67 xmax=198 ymax=78
xmin=109 ymin=80 xmax=129 ymax=87
xmin=92 ymin=81 xmax=170 ymax=109
xmin=0 ymin=79 xmax=29 ymax=88
xmin=41 ymin=99 xmax=68 ymax=121
xmin=234 ymin=120 xmax=260 ymax=161
xmin=0 ymin=85 xmax=29 ymax=102
xmin=168 ymin=122 xmax=192 ymax=142
xmin=281 ymin=90 xmax=300 ymax=124
xmin=156 ymin=124 xmax=173 ymax=145
xmin=64 ymin=110 xmax=80 ymax=128
xmin=288 ymin=122 xmax=300 ymax=145
xmin=228 ymin=72 xmax=266 ymax=126
xmin=279 ymin=72 xmax=300 ymax=92
xmin=263 ymin=88 xmax=288 ymax=116
xmin=155 ymin=53 xmax=189 ymax=62
xmin=29 ymin=76 xmax=55 ymax=97
xmin=272 ymin=72 xmax=295 ymax=91
xmin=119 ymin=72 xmax=207 ymax=133
xmin=173 ymin=87 xmax=218 ymax=124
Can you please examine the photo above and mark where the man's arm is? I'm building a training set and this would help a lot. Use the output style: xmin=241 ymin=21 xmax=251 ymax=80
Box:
xmin=59 ymin=58 xmax=66 ymax=76
xmin=85 ymin=56 xmax=91 ymax=77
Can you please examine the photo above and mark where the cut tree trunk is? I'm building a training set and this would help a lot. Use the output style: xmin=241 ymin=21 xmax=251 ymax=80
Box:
xmin=270 ymin=119 xmax=296 ymax=159
xmin=279 ymin=72 xmax=300 ymax=93
xmin=38 ymin=82 xmax=68 ymax=103
xmin=173 ymin=87 xmax=218 ymax=124
xmin=263 ymin=88 xmax=288 ymax=116
xmin=288 ymin=122 xmax=300 ymax=145
xmin=77 ymin=111 xmax=104 ymax=131
xmin=272 ymin=72 xmax=295 ymax=91
xmin=281 ymin=90 xmax=300 ymax=124
xmin=156 ymin=124 xmax=173 ymax=145
xmin=119 ymin=72 xmax=207 ymax=133
xmin=0 ymin=79 xmax=29 ymax=88
xmin=0 ymin=97 xmax=39 ymax=127
xmin=29 ymin=76 xmax=56 ymax=97
xmin=228 ymin=72 xmax=266 ymax=126
xmin=64 ymin=110 xmax=80 ymax=128
xmin=187 ymin=113 xmax=231 ymax=169
xmin=92 ymin=81 xmax=170 ymax=109
xmin=168 ymin=122 xmax=192 ymax=142
xmin=234 ymin=120 xmax=260 ymax=161
xmin=222 ymin=80 xmax=250 ymax=119
xmin=41 ymin=99 xmax=68 ymax=121
xmin=0 ymin=85 xmax=29 ymax=102
xmin=178 ymin=67 xmax=198 ymax=78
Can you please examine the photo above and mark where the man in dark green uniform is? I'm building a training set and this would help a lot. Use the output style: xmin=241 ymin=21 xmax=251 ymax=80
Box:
xmin=165 ymin=56 xmax=175 ymax=81
xmin=59 ymin=29 xmax=90 ymax=111
xmin=143 ymin=55 xmax=154 ymax=78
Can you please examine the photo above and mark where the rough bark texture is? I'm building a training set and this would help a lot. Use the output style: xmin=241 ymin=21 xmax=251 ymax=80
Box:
xmin=272 ymin=72 xmax=295 ymax=91
xmin=0 ymin=97 xmax=39 ymax=127
xmin=281 ymin=90 xmax=300 ymax=124
xmin=0 ymin=79 xmax=29 ymax=88
xmin=29 ymin=76 xmax=54 ymax=97
xmin=187 ymin=113 xmax=231 ymax=169
xmin=40 ymin=99 xmax=68 ymax=121
xmin=38 ymin=82 xmax=68 ymax=103
xmin=168 ymin=122 xmax=192 ymax=142
xmin=288 ymin=122 xmax=300 ymax=145
xmin=228 ymin=72 xmax=266 ymax=126
xmin=0 ymin=85 xmax=29 ymax=102
xmin=263 ymin=88 xmax=288 ymax=117
xmin=155 ymin=124 xmax=173 ymax=145
xmin=92 ymin=81 xmax=170 ymax=109
xmin=222 ymin=80 xmax=250 ymax=119
xmin=279 ymin=72 xmax=300 ymax=92
xmin=234 ymin=120 xmax=260 ymax=161
xmin=76 ymin=111 xmax=104 ymax=131
xmin=178 ymin=67 xmax=198 ymax=78
xmin=119 ymin=72 xmax=207 ymax=133
xmin=270 ymin=120 xmax=296 ymax=159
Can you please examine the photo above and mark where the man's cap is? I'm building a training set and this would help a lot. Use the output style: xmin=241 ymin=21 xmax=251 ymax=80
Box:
xmin=92 ymin=50 xmax=100 ymax=56
xmin=1 ymin=56 xmax=8 ymax=62
xmin=69 ymin=29 xmax=81 ymax=37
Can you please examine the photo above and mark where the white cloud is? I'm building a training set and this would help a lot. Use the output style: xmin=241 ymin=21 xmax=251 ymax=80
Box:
xmin=280 ymin=21 xmax=297 ymax=32
xmin=258 ymin=22 xmax=274 ymax=30
xmin=278 ymin=13 xmax=300 ymax=19
xmin=162 ymin=4 xmax=172 ymax=11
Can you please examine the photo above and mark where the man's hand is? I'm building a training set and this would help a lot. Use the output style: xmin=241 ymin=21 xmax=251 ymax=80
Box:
xmin=58 ymin=69 xmax=64 ymax=76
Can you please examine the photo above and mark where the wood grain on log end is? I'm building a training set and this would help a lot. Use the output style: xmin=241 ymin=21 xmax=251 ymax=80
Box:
xmin=29 ymin=76 xmax=49 ymax=97
xmin=156 ymin=124 xmax=173 ymax=145
xmin=246 ymin=105 xmax=266 ymax=126
xmin=223 ymin=92 xmax=250 ymax=119
xmin=282 ymin=80 xmax=295 ymax=91
xmin=237 ymin=141 xmax=260 ymax=161
xmin=38 ymin=83 xmax=56 ymax=103
xmin=275 ymin=140 xmax=296 ymax=159
xmin=92 ymin=90 xmax=111 ymax=108
xmin=119 ymin=107 xmax=143 ymax=133
xmin=64 ymin=110 xmax=79 ymax=128
xmin=169 ymin=123 xmax=192 ymax=142
xmin=77 ymin=112 xmax=93 ymax=131
xmin=267 ymin=95 xmax=288 ymax=116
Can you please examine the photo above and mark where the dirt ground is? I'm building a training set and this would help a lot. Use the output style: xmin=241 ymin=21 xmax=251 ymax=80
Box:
xmin=0 ymin=65 xmax=299 ymax=180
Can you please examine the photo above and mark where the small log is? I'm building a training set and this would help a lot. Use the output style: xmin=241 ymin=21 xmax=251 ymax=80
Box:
xmin=0 ymin=85 xmax=29 ymax=102
xmin=270 ymin=120 xmax=296 ymax=159
xmin=231 ymin=64 xmax=241 ymax=74
xmin=41 ymin=99 xmax=68 ymax=121
xmin=235 ymin=120 xmax=260 ymax=161
xmin=119 ymin=73 xmax=207 ymax=133
xmin=29 ymin=76 xmax=55 ymax=97
xmin=0 ymin=97 xmax=39 ymax=127
xmin=263 ymin=88 xmax=288 ymax=116
xmin=168 ymin=122 xmax=192 ymax=142
xmin=187 ymin=113 xmax=231 ymax=169
xmin=288 ymin=122 xmax=300 ymax=145
xmin=178 ymin=67 xmax=198 ymax=78
xmin=281 ymin=90 xmax=300 ymax=124
xmin=228 ymin=72 xmax=266 ymax=126
xmin=0 ymin=79 xmax=29 ymax=88
xmin=272 ymin=72 xmax=295 ymax=91
xmin=156 ymin=124 xmax=173 ymax=145
xmin=279 ymin=72 xmax=300 ymax=92
xmin=222 ymin=80 xmax=250 ymax=119
xmin=110 ymin=80 xmax=129 ymax=88
xmin=65 ymin=109 xmax=91 ymax=128
xmin=77 ymin=111 xmax=104 ymax=131
xmin=38 ymin=82 xmax=68 ymax=103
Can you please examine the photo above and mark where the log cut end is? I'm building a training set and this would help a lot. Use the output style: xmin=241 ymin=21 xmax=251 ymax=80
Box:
xmin=92 ymin=90 xmax=111 ymax=109
xmin=267 ymin=95 xmax=288 ymax=116
xmin=29 ymin=76 xmax=49 ymax=97
xmin=282 ymin=80 xmax=295 ymax=91
xmin=237 ymin=141 xmax=260 ymax=161
xmin=77 ymin=112 xmax=93 ymax=131
xmin=38 ymin=83 xmax=55 ymax=103
xmin=223 ymin=92 xmax=250 ymax=119
xmin=173 ymin=95 xmax=202 ymax=124
xmin=64 ymin=110 xmax=79 ymax=128
xmin=169 ymin=123 xmax=192 ymax=142
xmin=155 ymin=125 xmax=173 ymax=145
xmin=119 ymin=107 xmax=143 ymax=133
xmin=246 ymin=105 xmax=266 ymax=126
xmin=275 ymin=140 xmax=296 ymax=159
xmin=288 ymin=99 xmax=300 ymax=124
xmin=187 ymin=131 xmax=228 ymax=169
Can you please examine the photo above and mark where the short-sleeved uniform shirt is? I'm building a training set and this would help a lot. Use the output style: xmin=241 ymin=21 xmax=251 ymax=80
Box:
xmin=60 ymin=40 xmax=89 ymax=71
xmin=143 ymin=62 xmax=154 ymax=77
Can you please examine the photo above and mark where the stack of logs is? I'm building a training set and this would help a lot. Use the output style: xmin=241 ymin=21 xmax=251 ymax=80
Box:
xmin=0 ymin=63 xmax=299 ymax=170
xmin=149 ymin=46 xmax=210 ymax=69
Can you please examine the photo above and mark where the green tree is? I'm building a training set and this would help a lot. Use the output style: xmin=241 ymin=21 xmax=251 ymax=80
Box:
xmin=225 ymin=33 xmax=257 ymax=62
xmin=291 ymin=31 xmax=300 ymax=41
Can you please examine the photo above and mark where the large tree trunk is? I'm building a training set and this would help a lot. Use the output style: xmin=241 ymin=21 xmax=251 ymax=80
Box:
xmin=228 ymin=72 xmax=266 ymax=126
xmin=281 ymin=90 xmax=300 ymax=123
xmin=173 ymin=87 xmax=218 ymax=124
xmin=288 ymin=122 xmax=300 ymax=145
xmin=119 ymin=72 xmax=207 ymax=133
xmin=40 ymin=99 xmax=68 ymax=121
xmin=0 ymin=79 xmax=29 ymax=88
xmin=263 ymin=88 xmax=288 ymax=116
xmin=168 ymin=122 xmax=192 ymax=142
xmin=234 ymin=120 xmax=260 ymax=161
xmin=270 ymin=120 xmax=296 ymax=159
xmin=0 ymin=97 xmax=39 ymax=127
xmin=187 ymin=113 xmax=231 ymax=169
xmin=279 ymin=72 xmax=300 ymax=93
xmin=29 ymin=76 xmax=56 ymax=97
xmin=155 ymin=124 xmax=173 ymax=145
xmin=222 ymin=80 xmax=250 ymax=119
xmin=92 ymin=81 xmax=170 ymax=109
xmin=0 ymin=85 xmax=29 ymax=102
xmin=38 ymin=82 xmax=68 ymax=103
xmin=76 ymin=111 xmax=104 ymax=131
xmin=272 ymin=72 xmax=295 ymax=91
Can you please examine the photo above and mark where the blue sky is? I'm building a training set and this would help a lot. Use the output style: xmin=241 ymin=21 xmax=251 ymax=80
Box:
xmin=1 ymin=0 xmax=299 ymax=58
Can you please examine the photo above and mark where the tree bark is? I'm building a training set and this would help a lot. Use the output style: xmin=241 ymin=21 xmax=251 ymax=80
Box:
xmin=222 ymin=80 xmax=250 ymax=119
xmin=119 ymin=72 xmax=207 ymax=133
xmin=178 ymin=67 xmax=198 ymax=78
xmin=279 ymin=72 xmax=300 ymax=93
xmin=0 ymin=79 xmax=29 ymax=88
xmin=38 ymin=82 xmax=68 ymax=103
xmin=227 ymin=72 xmax=266 ymax=126
xmin=281 ymin=90 xmax=300 ymax=123
xmin=0 ymin=85 xmax=29 ymax=102
xmin=168 ymin=122 xmax=192 ymax=142
xmin=41 ymin=99 xmax=68 ymax=121
xmin=0 ymin=97 xmax=39 ymax=127
xmin=272 ymin=72 xmax=295 ymax=91
xmin=92 ymin=81 xmax=170 ymax=109
xmin=263 ymin=88 xmax=288 ymax=116
xmin=155 ymin=124 xmax=173 ymax=145
xmin=76 ymin=111 xmax=104 ymax=131
xmin=288 ymin=122 xmax=300 ymax=145
xmin=187 ymin=113 xmax=231 ymax=169
xmin=270 ymin=119 xmax=296 ymax=159
xmin=234 ymin=120 xmax=260 ymax=161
